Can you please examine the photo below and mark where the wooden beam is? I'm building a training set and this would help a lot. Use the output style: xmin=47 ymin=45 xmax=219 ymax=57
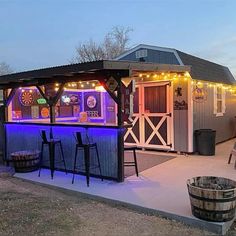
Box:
xmin=114 ymin=74 xmax=125 ymax=183
xmin=98 ymin=78 xmax=118 ymax=104
xmin=4 ymin=88 xmax=16 ymax=106
xmin=52 ymin=83 xmax=65 ymax=105
xmin=36 ymin=85 xmax=49 ymax=103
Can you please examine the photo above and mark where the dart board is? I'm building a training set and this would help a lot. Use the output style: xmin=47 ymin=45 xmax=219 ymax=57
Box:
xmin=19 ymin=91 xmax=34 ymax=106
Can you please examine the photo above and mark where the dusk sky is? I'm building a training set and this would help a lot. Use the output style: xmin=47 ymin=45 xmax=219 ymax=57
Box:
xmin=1 ymin=0 xmax=236 ymax=76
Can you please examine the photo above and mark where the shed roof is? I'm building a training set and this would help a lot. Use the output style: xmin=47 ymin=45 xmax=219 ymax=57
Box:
xmin=176 ymin=50 xmax=236 ymax=85
xmin=116 ymin=44 xmax=236 ymax=85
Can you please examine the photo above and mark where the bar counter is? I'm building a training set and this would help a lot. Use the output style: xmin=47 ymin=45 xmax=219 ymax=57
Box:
xmin=4 ymin=122 xmax=125 ymax=180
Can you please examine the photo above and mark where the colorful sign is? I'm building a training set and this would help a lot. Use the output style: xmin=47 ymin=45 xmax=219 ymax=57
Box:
xmin=121 ymin=80 xmax=136 ymax=123
xmin=41 ymin=107 xmax=49 ymax=118
xmin=19 ymin=91 xmax=34 ymax=106
xmin=87 ymin=95 xmax=97 ymax=109
xmin=192 ymin=87 xmax=207 ymax=103
xmin=73 ymin=105 xmax=80 ymax=117
xmin=37 ymin=98 xmax=47 ymax=104
xmin=12 ymin=110 xmax=22 ymax=119
xmin=61 ymin=95 xmax=71 ymax=104
xmin=69 ymin=94 xmax=79 ymax=104
xmin=31 ymin=106 xmax=39 ymax=119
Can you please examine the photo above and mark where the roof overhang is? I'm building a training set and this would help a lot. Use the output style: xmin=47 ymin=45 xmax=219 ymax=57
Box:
xmin=0 ymin=60 xmax=191 ymax=89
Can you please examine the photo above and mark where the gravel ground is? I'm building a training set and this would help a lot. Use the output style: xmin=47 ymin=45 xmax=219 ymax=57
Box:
xmin=0 ymin=176 xmax=236 ymax=236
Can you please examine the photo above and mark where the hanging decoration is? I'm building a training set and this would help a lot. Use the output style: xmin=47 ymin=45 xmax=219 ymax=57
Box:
xmin=192 ymin=85 xmax=207 ymax=103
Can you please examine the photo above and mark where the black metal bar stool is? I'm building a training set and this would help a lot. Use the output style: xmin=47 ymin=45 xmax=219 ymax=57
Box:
xmin=124 ymin=146 xmax=139 ymax=177
xmin=72 ymin=131 xmax=103 ymax=186
xmin=38 ymin=129 xmax=67 ymax=179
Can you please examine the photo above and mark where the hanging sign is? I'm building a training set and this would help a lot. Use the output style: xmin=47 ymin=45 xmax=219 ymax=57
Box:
xmin=121 ymin=80 xmax=136 ymax=123
xmin=192 ymin=87 xmax=207 ymax=103
xmin=106 ymin=76 xmax=118 ymax=92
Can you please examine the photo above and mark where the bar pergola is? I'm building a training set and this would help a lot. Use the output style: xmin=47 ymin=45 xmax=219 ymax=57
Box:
xmin=0 ymin=60 xmax=190 ymax=182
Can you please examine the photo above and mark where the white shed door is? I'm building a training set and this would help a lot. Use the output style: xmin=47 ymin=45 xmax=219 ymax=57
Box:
xmin=124 ymin=82 xmax=173 ymax=150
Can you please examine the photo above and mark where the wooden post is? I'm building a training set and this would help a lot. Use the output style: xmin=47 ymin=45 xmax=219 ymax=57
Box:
xmin=116 ymin=75 xmax=125 ymax=182
xmin=49 ymin=103 xmax=56 ymax=123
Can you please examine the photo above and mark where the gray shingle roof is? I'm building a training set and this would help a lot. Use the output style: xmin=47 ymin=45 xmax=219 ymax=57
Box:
xmin=176 ymin=50 xmax=236 ymax=85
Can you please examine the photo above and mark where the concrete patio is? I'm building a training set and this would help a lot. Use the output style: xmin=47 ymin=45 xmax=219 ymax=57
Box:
xmin=14 ymin=139 xmax=236 ymax=235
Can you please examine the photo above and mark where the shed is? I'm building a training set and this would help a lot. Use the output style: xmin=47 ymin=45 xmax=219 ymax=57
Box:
xmin=116 ymin=44 xmax=236 ymax=153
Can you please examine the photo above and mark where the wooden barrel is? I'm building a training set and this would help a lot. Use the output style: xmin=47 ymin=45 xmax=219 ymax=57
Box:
xmin=187 ymin=176 xmax=236 ymax=222
xmin=11 ymin=150 xmax=40 ymax=173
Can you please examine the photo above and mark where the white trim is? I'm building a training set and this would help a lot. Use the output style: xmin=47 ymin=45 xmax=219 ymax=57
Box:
xmin=169 ymin=81 xmax=175 ymax=151
xmin=124 ymin=81 xmax=174 ymax=150
xmin=115 ymin=44 xmax=184 ymax=65
xmin=187 ymin=79 xmax=193 ymax=152
xmin=213 ymin=86 xmax=226 ymax=116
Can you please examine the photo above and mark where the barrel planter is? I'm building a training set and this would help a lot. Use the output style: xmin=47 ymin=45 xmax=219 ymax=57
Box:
xmin=11 ymin=150 xmax=40 ymax=173
xmin=187 ymin=176 xmax=236 ymax=222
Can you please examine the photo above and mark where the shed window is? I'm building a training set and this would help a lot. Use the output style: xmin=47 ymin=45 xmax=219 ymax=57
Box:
xmin=214 ymin=86 xmax=226 ymax=116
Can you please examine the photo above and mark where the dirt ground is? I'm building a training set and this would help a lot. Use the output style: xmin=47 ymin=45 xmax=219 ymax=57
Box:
xmin=0 ymin=177 xmax=235 ymax=236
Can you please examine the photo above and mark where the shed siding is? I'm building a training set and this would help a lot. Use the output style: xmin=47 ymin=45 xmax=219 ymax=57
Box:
xmin=173 ymin=79 xmax=189 ymax=152
xmin=119 ymin=48 xmax=180 ymax=65
xmin=193 ymin=86 xmax=236 ymax=148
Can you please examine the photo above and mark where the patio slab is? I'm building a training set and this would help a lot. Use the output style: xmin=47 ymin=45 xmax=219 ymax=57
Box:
xmin=14 ymin=139 xmax=236 ymax=235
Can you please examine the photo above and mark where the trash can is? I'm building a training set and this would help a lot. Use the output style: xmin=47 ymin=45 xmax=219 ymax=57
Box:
xmin=195 ymin=129 xmax=216 ymax=155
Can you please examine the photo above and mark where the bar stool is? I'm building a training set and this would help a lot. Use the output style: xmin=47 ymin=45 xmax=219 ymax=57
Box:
xmin=72 ymin=131 xmax=103 ymax=186
xmin=124 ymin=146 xmax=139 ymax=177
xmin=38 ymin=129 xmax=67 ymax=179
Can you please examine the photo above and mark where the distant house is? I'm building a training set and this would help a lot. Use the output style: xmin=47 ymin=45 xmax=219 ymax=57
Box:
xmin=116 ymin=44 xmax=236 ymax=153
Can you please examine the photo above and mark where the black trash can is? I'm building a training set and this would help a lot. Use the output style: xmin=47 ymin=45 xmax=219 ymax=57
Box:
xmin=195 ymin=129 xmax=216 ymax=156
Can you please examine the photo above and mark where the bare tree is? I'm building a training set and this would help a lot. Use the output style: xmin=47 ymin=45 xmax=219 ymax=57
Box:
xmin=0 ymin=62 xmax=13 ymax=75
xmin=71 ymin=26 xmax=133 ymax=63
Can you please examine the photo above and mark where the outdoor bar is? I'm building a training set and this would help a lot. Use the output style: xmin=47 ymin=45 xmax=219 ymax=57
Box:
xmin=0 ymin=60 xmax=190 ymax=182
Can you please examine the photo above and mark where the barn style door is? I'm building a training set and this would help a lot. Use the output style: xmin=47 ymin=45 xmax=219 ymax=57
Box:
xmin=124 ymin=82 xmax=173 ymax=150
